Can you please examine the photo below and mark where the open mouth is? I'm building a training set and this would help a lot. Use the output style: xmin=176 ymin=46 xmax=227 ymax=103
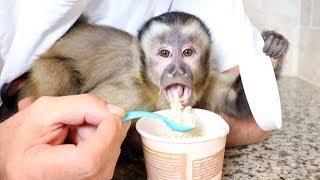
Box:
xmin=164 ymin=84 xmax=192 ymax=104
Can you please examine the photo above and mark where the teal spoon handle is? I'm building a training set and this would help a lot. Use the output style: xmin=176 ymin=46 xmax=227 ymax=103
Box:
xmin=123 ymin=111 xmax=193 ymax=132
xmin=124 ymin=111 xmax=170 ymax=122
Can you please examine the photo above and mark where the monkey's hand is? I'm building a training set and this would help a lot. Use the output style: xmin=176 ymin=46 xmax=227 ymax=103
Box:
xmin=262 ymin=31 xmax=289 ymax=59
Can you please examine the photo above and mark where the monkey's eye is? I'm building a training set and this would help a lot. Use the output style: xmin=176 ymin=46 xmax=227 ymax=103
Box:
xmin=182 ymin=48 xmax=194 ymax=57
xmin=158 ymin=50 xmax=171 ymax=58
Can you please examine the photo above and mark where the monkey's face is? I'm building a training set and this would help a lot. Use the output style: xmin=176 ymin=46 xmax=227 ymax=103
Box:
xmin=139 ymin=14 xmax=211 ymax=106
xmin=147 ymin=36 xmax=207 ymax=106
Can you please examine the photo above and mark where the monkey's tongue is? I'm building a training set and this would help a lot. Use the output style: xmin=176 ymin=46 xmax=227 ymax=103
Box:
xmin=165 ymin=84 xmax=191 ymax=104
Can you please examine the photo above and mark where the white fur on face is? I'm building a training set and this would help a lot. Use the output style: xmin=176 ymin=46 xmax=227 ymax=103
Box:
xmin=180 ymin=21 xmax=210 ymax=49
xmin=141 ymin=20 xmax=210 ymax=55
xmin=141 ymin=21 xmax=170 ymax=53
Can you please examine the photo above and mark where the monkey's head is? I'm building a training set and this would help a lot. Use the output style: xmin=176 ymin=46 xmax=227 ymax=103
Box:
xmin=138 ymin=12 xmax=212 ymax=107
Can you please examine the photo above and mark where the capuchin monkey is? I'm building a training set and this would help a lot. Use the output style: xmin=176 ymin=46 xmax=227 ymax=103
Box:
xmin=0 ymin=12 xmax=289 ymax=127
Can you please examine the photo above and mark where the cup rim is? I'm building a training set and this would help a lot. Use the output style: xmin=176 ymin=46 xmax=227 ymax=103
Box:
xmin=135 ymin=108 xmax=229 ymax=144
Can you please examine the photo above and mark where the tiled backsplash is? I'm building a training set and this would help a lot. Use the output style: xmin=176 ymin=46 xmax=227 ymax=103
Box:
xmin=312 ymin=0 xmax=320 ymax=26
xmin=301 ymin=0 xmax=312 ymax=26
xmin=299 ymin=0 xmax=320 ymax=86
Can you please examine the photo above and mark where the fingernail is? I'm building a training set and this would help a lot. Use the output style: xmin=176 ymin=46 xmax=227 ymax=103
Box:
xmin=107 ymin=104 xmax=125 ymax=117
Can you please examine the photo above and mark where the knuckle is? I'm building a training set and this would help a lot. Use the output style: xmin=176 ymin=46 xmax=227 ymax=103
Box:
xmin=35 ymin=96 xmax=51 ymax=105
xmin=81 ymin=94 xmax=106 ymax=107
xmin=81 ymin=94 xmax=98 ymax=101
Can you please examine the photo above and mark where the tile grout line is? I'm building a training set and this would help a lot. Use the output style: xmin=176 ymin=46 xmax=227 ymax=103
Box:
xmin=295 ymin=76 xmax=320 ymax=88
xmin=300 ymin=25 xmax=320 ymax=30
xmin=310 ymin=0 xmax=314 ymax=26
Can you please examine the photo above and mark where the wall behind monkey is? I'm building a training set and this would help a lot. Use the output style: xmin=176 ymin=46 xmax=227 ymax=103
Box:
xmin=298 ymin=0 xmax=320 ymax=86
xmin=244 ymin=0 xmax=320 ymax=87
xmin=243 ymin=0 xmax=301 ymax=77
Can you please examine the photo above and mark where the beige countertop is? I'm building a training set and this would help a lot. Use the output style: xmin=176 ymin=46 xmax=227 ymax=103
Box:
xmin=223 ymin=77 xmax=320 ymax=179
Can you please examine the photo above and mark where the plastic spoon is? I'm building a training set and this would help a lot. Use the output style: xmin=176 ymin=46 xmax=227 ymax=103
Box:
xmin=123 ymin=111 xmax=193 ymax=132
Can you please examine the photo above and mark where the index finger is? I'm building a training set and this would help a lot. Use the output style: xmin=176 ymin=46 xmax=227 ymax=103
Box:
xmin=29 ymin=94 xmax=125 ymax=127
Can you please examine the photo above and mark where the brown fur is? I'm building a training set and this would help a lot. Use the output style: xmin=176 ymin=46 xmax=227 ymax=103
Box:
xmin=20 ymin=24 xmax=156 ymax=111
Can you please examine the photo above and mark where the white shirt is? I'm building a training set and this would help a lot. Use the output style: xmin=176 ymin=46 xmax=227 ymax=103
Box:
xmin=0 ymin=0 xmax=282 ymax=130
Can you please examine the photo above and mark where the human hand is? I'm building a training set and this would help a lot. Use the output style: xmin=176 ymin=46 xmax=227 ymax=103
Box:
xmin=0 ymin=94 xmax=130 ymax=179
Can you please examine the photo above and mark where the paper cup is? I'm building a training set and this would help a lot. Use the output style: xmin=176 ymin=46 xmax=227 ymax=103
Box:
xmin=136 ymin=108 xmax=229 ymax=180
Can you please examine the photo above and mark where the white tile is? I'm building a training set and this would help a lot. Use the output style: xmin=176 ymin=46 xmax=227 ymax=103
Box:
xmin=301 ymin=0 xmax=312 ymax=26
xmin=298 ymin=27 xmax=320 ymax=86
xmin=312 ymin=0 xmax=320 ymax=26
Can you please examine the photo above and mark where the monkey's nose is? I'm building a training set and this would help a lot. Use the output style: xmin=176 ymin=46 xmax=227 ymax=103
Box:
xmin=178 ymin=68 xmax=187 ymax=77
xmin=168 ymin=69 xmax=186 ymax=78
xmin=168 ymin=65 xmax=187 ymax=78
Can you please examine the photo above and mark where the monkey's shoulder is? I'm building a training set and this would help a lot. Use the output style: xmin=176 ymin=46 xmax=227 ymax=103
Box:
xmin=44 ymin=23 xmax=139 ymax=62
xmin=76 ymin=23 xmax=131 ymax=38
xmin=64 ymin=23 xmax=135 ymax=45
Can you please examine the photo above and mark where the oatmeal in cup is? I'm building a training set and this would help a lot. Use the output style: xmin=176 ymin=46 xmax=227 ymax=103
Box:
xmin=136 ymin=108 xmax=229 ymax=180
